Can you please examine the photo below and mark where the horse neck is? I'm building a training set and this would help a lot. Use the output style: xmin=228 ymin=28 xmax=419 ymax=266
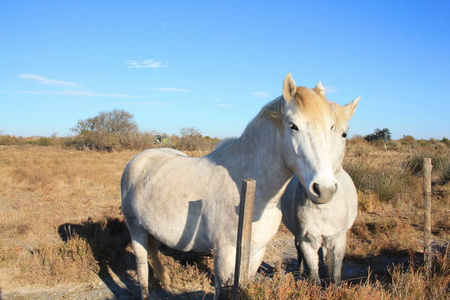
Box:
xmin=208 ymin=117 xmax=293 ymax=202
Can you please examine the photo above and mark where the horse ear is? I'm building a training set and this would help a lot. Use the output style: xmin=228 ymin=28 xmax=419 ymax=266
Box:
xmin=343 ymin=96 xmax=360 ymax=120
xmin=313 ymin=81 xmax=326 ymax=97
xmin=283 ymin=73 xmax=297 ymax=102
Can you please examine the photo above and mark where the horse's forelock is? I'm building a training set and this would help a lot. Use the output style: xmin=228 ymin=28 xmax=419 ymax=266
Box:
xmin=259 ymin=87 xmax=335 ymax=131
xmin=294 ymin=87 xmax=332 ymax=129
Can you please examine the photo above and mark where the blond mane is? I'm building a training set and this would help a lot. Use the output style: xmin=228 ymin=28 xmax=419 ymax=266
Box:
xmin=258 ymin=96 xmax=285 ymax=129
xmin=259 ymin=87 xmax=333 ymax=130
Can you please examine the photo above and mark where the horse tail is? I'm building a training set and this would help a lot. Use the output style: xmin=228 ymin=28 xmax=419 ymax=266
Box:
xmin=147 ymin=235 xmax=171 ymax=288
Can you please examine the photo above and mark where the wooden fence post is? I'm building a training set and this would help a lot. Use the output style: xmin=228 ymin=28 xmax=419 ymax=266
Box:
xmin=233 ymin=178 xmax=256 ymax=300
xmin=423 ymin=158 xmax=432 ymax=270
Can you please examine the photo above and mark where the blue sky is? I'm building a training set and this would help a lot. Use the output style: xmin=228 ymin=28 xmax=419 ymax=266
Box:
xmin=1 ymin=0 xmax=449 ymax=140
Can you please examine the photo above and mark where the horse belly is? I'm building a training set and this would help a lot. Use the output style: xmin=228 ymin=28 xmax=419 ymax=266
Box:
xmin=134 ymin=157 xmax=236 ymax=252
xmin=137 ymin=181 xmax=213 ymax=252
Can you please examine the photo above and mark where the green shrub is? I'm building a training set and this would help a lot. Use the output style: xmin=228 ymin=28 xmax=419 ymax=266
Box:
xmin=344 ymin=160 xmax=373 ymax=193
xmin=36 ymin=137 xmax=51 ymax=146
xmin=405 ymin=153 xmax=450 ymax=183
xmin=434 ymin=154 xmax=450 ymax=184
xmin=374 ymin=167 xmax=412 ymax=202
xmin=345 ymin=160 xmax=413 ymax=202
xmin=441 ymin=137 xmax=450 ymax=147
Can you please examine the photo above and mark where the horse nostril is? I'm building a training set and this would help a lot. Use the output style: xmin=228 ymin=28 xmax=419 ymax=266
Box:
xmin=312 ymin=183 xmax=320 ymax=197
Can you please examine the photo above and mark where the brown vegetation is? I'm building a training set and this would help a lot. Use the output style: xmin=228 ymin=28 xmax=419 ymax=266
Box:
xmin=0 ymin=138 xmax=449 ymax=299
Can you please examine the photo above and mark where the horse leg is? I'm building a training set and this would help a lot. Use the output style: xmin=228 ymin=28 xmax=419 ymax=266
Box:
xmin=331 ymin=234 xmax=347 ymax=285
xmin=299 ymin=236 xmax=321 ymax=285
xmin=147 ymin=235 xmax=170 ymax=289
xmin=323 ymin=246 xmax=336 ymax=284
xmin=295 ymin=236 xmax=306 ymax=278
xmin=213 ymin=245 xmax=237 ymax=300
xmin=319 ymin=246 xmax=329 ymax=281
xmin=248 ymin=246 xmax=267 ymax=278
xmin=129 ymin=227 xmax=152 ymax=299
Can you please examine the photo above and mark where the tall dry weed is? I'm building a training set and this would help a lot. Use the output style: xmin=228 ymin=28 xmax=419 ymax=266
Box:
xmin=241 ymin=265 xmax=390 ymax=300
xmin=158 ymin=253 xmax=213 ymax=294
xmin=389 ymin=249 xmax=450 ymax=300
xmin=239 ymin=255 xmax=449 ymax=300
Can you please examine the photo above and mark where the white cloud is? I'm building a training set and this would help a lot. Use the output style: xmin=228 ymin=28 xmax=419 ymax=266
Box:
xmin=0 ymin=90 xmax=137 ymax=98
xmin=19 ymin=74 xmax=81 ymax=87
xmin=213 ymin=97 xmax=221 ymax=102
xmin=60 ymin=90 xmax=137 ymax=98
xmin=251 ymin=92 xmax=269 ymax=98
xmin=149 ymin=88 xmax=192 ymax=92
xmin=127 ymin=59 xmax=168 ymax=69
xmin=115 ymin=101 xmax=171 ymax=106
xmin=324 ymin=85 xmax=338 ymax=93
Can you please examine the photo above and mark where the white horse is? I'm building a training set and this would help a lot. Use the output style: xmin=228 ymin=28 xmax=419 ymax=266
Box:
xmin=121 ymin=74 xmax=359 ymax=299
xmin=281 ymin=91 xmax=359 ymax=285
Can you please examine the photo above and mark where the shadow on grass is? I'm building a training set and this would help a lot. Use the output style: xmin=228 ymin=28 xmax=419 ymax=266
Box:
xmin=58 ymin=217 xmax=214 ymax=299
xmin=58 ymin=217 xmax=139 ymax=298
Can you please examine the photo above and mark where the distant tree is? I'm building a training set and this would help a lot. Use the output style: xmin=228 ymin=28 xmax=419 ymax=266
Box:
xmin=71 ymin=109 xmax=138 ymax=136
xmin=70 ymin=109 xmax=138 ymax=151
xmin=364 ymin=128 xmax=392 ymax=142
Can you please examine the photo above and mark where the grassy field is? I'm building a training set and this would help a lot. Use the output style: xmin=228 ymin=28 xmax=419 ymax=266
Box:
xmin=0 ymin=142 xmax=448 ymax=299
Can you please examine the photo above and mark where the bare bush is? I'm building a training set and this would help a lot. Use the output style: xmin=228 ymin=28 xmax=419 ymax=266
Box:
xmin=177 ymin=127 xmax=220 ymax=152
xmin=70 ymin=109 xmax=138 ymax=151
xmin=120 ymin=131 xmax=157 ymax=150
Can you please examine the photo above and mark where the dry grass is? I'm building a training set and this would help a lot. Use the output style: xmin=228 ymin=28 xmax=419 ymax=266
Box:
xmin=0 ymin=144 xmax=449 ymax=299
xmin=158 ymin=251 xmax=213 ymax=294
xmin=0 ymin=146 xmax=137 ymax=291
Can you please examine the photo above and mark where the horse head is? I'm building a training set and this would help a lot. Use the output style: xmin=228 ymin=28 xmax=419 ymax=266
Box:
xmin=281 ymin=73 xmax=359 ymax=204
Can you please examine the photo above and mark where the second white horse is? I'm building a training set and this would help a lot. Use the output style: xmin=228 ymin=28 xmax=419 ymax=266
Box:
xmin=281 ymin=88 xmax=359 ymax=285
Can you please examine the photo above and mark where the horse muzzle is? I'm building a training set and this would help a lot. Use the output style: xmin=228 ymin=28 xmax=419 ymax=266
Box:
xmin=309 ymin=181 xmax=338 ymax=204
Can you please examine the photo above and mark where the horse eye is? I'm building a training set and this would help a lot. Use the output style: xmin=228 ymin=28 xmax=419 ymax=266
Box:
xmin=342 ymin=132 xmax=348 ymax=138
xmin=330 ymin=125 xmax=334 ymax=130
xmin=289 ymin=122 xmax=299 ymax=131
